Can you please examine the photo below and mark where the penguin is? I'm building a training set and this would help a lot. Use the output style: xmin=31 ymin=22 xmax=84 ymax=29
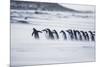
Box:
xmin=80 ymin=31 xmax=89 ymax=41
xmin=73 ymin=30 xmax=82 ymax=40
xmin=66 ymin=29 xmax=74 ymax=40
xmin=60 ymin=30 xmax=67 ymax=40
xmin=52 ymin=30 xmax=59 ymax=39
xmin=32 ymin=28 xmax=42 ymax=39
xmin=88 ymin=31 xmax=95 ymax=41
xmin=42 ymin=28 xmax=54 ymax=39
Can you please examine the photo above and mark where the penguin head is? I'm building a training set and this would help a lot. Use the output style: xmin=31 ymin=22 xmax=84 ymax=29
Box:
xmin=33 ymin=28 xmax=36 ymax=30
